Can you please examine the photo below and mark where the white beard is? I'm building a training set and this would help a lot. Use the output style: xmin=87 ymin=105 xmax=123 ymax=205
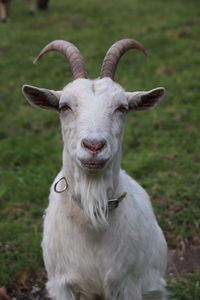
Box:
xmin=74 ymin=171 xmax=109 ymax=227
xmin=63 ymin=154 xmax=121 ymax=228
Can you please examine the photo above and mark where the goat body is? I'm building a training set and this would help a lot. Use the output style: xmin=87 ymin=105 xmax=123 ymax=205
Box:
xmin=23 ymin=39 xmax=168 ymax=300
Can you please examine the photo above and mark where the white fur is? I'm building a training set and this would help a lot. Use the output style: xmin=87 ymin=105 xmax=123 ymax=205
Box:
xmin=24 ymin=77 xmax=167 ymax=299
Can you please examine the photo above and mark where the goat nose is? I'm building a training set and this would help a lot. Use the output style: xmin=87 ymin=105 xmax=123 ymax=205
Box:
xmin=81 ymin=139 xmax=107 ymax=153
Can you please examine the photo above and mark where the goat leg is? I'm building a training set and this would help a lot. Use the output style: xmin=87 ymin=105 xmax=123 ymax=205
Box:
xmin=27 ymin=0 xmax=35 ymax=15
xmin=0 ymin=0 xmax=10 ymax=22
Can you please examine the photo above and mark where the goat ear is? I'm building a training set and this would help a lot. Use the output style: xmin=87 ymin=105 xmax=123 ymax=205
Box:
xmin=126 ymin=87 xmax=165 ymax=111
xmin=22 ymin=85 xmax=61 ymax=111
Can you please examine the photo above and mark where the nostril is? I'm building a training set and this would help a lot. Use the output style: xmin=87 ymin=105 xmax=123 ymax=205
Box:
xmin=81 ymin=139 xmax=107 ymax=152
xmin=95 ymin=139 xmax=107 ymax=151
xmin=81 ymin=139 xmax=90 ymax=150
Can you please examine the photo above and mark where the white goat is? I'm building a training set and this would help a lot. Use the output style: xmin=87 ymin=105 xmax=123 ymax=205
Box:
xmin=22 ymin=39 xmax=168 ymax=300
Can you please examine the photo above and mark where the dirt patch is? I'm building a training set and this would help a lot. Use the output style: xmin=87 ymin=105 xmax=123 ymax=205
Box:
xmin=5 ymin=270 xmax=50 ymax=300
xmin=168 ymin=245 xmax=200 ymax=279
xmin=28 ymin=22 xmax=49 ymax=30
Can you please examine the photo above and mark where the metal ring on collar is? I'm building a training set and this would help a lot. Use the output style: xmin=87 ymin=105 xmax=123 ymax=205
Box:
xmin=54 ymin=177 xmax=68 ymax=193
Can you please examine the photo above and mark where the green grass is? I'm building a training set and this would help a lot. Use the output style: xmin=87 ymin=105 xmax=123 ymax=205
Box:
xmin=168 ymin=271 xmax=200 ymax=300
xmin=0 ymin=0 xmax=200 ymax=298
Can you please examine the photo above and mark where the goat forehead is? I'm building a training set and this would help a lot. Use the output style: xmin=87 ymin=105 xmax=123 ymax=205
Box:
xmin=62 ymin=78 xmax=126 ymax=107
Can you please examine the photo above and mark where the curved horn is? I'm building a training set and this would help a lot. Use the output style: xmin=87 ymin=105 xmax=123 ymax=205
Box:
xmin=100 ymin=38 xmax=147 ymax=80
xmin=34 ymin=40 xmax=88 ymax=79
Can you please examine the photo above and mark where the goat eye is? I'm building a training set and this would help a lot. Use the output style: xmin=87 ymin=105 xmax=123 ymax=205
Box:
xmin=116 ymin=105 xmax=128 ymax=114
xmin=59 ymin=104 xmax=71 ymax=112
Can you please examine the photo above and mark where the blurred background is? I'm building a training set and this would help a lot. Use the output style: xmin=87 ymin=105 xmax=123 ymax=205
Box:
xmin=0 ymin=0 xmax=199 ymax=299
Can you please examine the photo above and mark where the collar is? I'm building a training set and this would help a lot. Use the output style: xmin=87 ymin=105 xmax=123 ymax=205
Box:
xmin=54 ymin=177 xmax=127 ymax=211
xmin=107 ymin=192 xmax=127 ymax=210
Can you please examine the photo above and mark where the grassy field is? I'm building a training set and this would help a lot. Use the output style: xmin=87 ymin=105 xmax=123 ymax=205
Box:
xmin=0 ymin=0 xmax=200 ymax=299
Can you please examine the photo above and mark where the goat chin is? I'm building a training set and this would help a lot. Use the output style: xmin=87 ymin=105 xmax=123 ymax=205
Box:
xmin=62 ymin=156 xmax=120 ymax=228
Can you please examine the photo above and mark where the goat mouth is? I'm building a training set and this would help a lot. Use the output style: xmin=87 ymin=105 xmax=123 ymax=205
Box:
xmin=80 ymin=160 xmax=106 ymax=170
